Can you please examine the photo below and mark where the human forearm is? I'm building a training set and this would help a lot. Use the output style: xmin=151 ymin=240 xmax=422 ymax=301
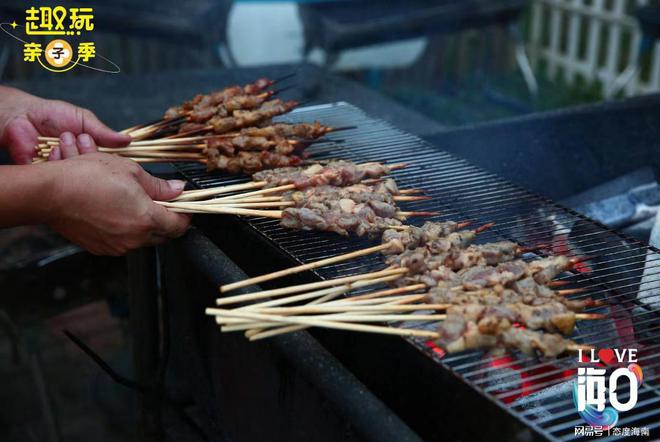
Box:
xmin=0 ymin=163 xmax=57 ymax=227
xmin=1 ymin=154 xmax=189 ymax=255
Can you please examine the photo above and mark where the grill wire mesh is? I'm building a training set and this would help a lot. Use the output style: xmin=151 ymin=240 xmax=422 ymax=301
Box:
xmin=175 ymin=103 xmax=660 ymax=441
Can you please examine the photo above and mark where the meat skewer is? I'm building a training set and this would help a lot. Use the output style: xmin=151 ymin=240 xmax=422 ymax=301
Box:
xmin=435 ymin=316 xmax=588 ymax=357
xmin=253 ymin=160 xmax=405 ymax=189
xmin=231 ymin=122 xmax=334 ymax=139
xmin=425 ymin=285 xmax=601 ymax=312
xmin=174 ymin=99 xmax=300 ymax=137
xmin=381 ymin=221 xmax=484 ymax=254
xmin=434 ymin=256 xmax=577 ymax=292
xmin=33 ymin=128 xmax=325 ymax=167
xmin=279 ymin=179 xmax=428 ymax=206
xmin=163 ymin=77 xmax=276 ymax=120
xmin=218 ymin=221 xmax=473 ymax=293
xmin=206 ymin=149 xmax=305 ymax=174
xmin=438 ymin=302 xmax=602 ymax=335
xmin=174 ymin=161 xmax=406 ymax=201
xmin=211 ymin=304 xmax=601 ymax=337
xmin=276 ymin=178 xmax=438 ymax=236
xmin=161 ymin=198 xmax=435 ymax=227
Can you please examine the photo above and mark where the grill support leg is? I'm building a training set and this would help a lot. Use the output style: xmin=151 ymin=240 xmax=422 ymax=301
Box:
xmin=128 ymin=247 xmax=163 ymax=442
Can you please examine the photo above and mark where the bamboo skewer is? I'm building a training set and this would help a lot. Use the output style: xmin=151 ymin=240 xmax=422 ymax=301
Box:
xmin=174 ymin=181 xmax=268 ymax=201
xmin=241 ymin=293 xmax=426 ymax=338
xmin=161 ymin=202 xmax=436 ymax=221
xmin=157 ymin=201 xmax=282 ymax=218
xmin=251 ymin=304 xmax=452 ymax=315
xmin=229 ymin=295 xmax=604 ymax=325
xmin=214 ymin=312 xmax=448 ymax=326
xmin=211 ymin=184 xmax=296 ymax=201
xmin=215 ymin=267 xmax=407 ymax=306
xmin=397 ymin=211 xmax=440 ymax=218
xmin=220 ymin=280 xmax=406 ymax=334
xmin=392 ymin=196 xmax=432 ymax=202
xmin=241 ymin=294 xmax=427 ymax=338
xmin=196 ymin=201 xmax=295 ymax=209
xmin=556 ymin=288 xmax=587 ymax=296
xmin=205 ymin=308 xmax=440 ymax=340
xmin=235 ymin=273 xmax=405 ymax=310
xmin=239 ymin=279 xmax=422 ymax=338
xmin=220 ymin=242 xmax=396 ymax=293
xmin=130 ymin=157 xmax=206 ymax=164
xmin=341 ymin=284 xmax=427 ymax=302
xmin=328 ymin=294 xmax=428 ymax=305
xmin=176 ymin=194 xmax=428 ymax=205
xmin=217 ymin=306 xmax=604 ymax=334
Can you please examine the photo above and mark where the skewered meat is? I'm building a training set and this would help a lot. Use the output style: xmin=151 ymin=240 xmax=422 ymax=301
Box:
xmin=244 ymin=122 xmax=330 ymax=139
xmin=395 ymin=255 xmax=571 ymax=289
xmin=384 ymin=229 xmax=484 ymax=277
xmin=281 ymin=200 xmax=402 ymax=237
xmin=164 ymin=78 xmax=272 ymax=119
xmin=381 ymin=221 xmax=463 ymax=254
xmin=436 ymin=316 xmax=576 ymax=357
xmin=188 ymin=93 xmax=276 ymax=124
xmin=207 ymin=136 xmax=298 ymax=156
xmin=426 ymin=285 xmax=597 ymax=312
xmin=387 ymin=240 xmax=522 ymax=274
xmin=460 ymin=256 xmax=571 ymax=290
xmin=206 ymin=150 xmax=303 ymax=174
xmin=179 ymin=122 xmax=208 ymax=134
xmin=253 ymin=161 xmax=391 ymax=189
xmin=282 ymin=180 xmax=399 ymax=207
xmin=444 ymin=242 xmax=520 ymax=270
xmin=208 ymin=100 xmax=298 ymax=134
xmin=444 ymin=302 xmax=577 ymax=335
xmin=277 ymin=178 xmax=412 ymax=236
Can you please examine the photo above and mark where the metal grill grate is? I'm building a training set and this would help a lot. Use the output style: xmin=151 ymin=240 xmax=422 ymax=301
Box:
xmin=174 ymin=102 xmax=660 ymax=441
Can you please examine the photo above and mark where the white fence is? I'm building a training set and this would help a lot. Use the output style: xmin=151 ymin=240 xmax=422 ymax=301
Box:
xmin=528 ymin=0 xmax=660 ymax=97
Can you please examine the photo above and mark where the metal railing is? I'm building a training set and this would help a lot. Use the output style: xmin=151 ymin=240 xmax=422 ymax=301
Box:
xmin=529 ymin=0 xmax=660 ymax=97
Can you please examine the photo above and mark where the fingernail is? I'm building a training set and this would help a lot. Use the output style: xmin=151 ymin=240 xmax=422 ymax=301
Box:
xmin=168 ymin=180 xmax=186 ymax=193
xmin=60 ymin=131 xmax=75 ymax=146
xmin=78 ymin=133 xmax=93 ymax=150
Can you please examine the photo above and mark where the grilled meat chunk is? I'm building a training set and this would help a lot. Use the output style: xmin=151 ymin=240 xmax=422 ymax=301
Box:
xmin=253 ymin=161 xmax=391 ymax=189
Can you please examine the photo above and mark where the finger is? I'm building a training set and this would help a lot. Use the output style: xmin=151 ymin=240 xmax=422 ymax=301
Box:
xmin=59 ymin=132 xmax=79 ymax=159
xmin=48 ymin=146 xmax=61 ymax=161
xmin=137 ymin=172 xmax=186 ymax=201
xmin=76 ymin=133 xmax=97 ymax=154
xmin=29 ymin=102 xmax=131 ymax=148
xmin=149 ymin=204 xmax=191 ymax=239
xmin=80 ymin=108 xmax=131 ymax=148
xmin=0 ymin=116 xmax=40 ymax=164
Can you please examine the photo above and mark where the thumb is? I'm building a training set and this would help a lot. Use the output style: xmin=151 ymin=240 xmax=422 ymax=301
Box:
xmin=138 ymin=173 xmax=186 ymax=201
xmin=81 ymin=110 xmax=132 ymax=148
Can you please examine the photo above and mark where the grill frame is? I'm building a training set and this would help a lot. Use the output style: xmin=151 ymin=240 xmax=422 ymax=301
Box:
xmin=174 ymin=102 xmax=660 ymax=441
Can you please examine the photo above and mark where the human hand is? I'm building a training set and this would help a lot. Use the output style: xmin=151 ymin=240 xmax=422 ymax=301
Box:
xmin=42 ymin=153 xmax=190 ymax=255
xmin=0 ymin=86 xmax=131 ymax=164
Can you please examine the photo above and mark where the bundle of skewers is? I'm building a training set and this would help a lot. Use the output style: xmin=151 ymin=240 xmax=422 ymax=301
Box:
xmin=156 ymin=160 xmax=439 ymax=234
xmin=206 ymin=220 xmax=606 ymax=358
xmin=32 ymin=75 xmax=350 ymax=174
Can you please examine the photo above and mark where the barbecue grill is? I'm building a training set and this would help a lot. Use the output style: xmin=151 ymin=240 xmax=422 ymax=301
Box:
xmin=169 ymin=102 xmax=659 ymax=441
